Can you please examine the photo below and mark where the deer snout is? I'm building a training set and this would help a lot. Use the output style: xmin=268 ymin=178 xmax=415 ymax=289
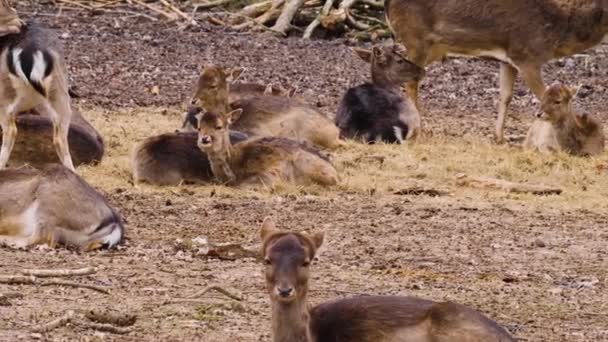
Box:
xmin=276 ymin=286 xmax=295 ymax=299
xmin=198 ymin=135 xmax=213 ymax=146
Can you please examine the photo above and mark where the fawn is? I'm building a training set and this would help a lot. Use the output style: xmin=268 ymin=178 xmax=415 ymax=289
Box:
xmin=261 ymin=217 xmax=515 ymax=342
xmin=197 ymin=109 xmax=338 ymax=187
xmin=0 ymin=3 xmax=75 ymax=170
xmin=386 ymin=0 xmax=608 ymax=143
xmin=524 ymin=82 xmax=605 ymax=156
xmin=336 ymin=44 xmax=425 ymax=143
xmin=189 ymin=65 xmax=342 ymax=149
xmin=0 ymin=164 xmax=124 ymax=250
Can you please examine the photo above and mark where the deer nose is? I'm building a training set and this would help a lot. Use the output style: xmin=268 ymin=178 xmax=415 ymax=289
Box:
xmin=535 ymin=110 xmax=544 ymax=118
xmin=199 ymin=136 xmax=212 ymax=145
xmin=277 ymin=287 xmax=294 ymax=298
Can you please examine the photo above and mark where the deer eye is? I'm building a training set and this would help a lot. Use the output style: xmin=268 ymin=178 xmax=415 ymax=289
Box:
xmin=215 ymin=125 xmax=222 ymax=130
xmin=264 ymin=259 xmax=272 ymax=266
xmin=302 ymin=261 xmax=310 ymax=267
xmin=554 ymin=100 xmax=561 ymax=105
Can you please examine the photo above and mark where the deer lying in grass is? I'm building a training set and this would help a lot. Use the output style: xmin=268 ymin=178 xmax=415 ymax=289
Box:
xmin=0 ymin=164 xmax=123 ymax=250
xmin=131 ymin=129 xmax=248 ymax=186
xmin=2 ymin=108 xmax=104 ymax=167
xmin=386 ymin=0 xmax=608 ymax=143
xmin=261 ymin=217 xmax=515 ymax=342
xmin=189 ymin=65 xmax=342 ymax=150
xmin=197 ymin=109 xmax=338 ymax=187
xmin=336 ymin=45 xmax=425 ymax=143
xmin=524 ymin=82 xmax=605 ymax=156
xmin=229 ymin=82 xmax=298 ymax=103
xmin=0 ymin=3 xmax=75 ymax=170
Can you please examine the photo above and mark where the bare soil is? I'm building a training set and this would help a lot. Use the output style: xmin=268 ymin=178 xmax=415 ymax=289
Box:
xmin=1 ymin=3 xmax=607 ymax=342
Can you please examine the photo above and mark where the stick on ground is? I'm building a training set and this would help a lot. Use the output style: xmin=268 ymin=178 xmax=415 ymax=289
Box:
xmin=21 ymin=267 xmax=97 ymax=278
xmin=455 ymin=174 xmax=563 ymax=195
xmin=189 ymin=285 xmax=243 ymax=301
xmin=0 ymin=276 xmax=110 ymax=294
xmin=31 ymin=310 xmax=75 ymax=333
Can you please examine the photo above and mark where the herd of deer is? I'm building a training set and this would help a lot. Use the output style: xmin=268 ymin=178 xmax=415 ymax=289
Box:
xmin=1 ymin=0 xmax=607 ymax=340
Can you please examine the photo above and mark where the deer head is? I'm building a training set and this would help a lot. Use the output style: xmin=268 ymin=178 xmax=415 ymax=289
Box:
xmin=190 ymin=65 xmax=243 ymax=114
xmin=537 ymin=81 xmax=578 ymax=123
xmin=353 ymin=44 xmax=425 ymax=87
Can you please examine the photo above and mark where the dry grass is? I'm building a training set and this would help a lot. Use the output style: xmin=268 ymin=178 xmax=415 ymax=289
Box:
xmin=80 ymin=106 xmax=608 ymax=212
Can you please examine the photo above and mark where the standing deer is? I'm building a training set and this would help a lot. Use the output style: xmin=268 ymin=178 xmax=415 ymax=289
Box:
xmin=197 ymin=109 xmax=338 ymax=187
xmin=0 ymin=165 xmax=124 ymax=250
xmin=189 ymin=65 xmax=343 ymax=150
xmin=0 ymin=2 xmax=75 ymax=170
xmin=524 ymin=82 xmax=605 ymax=156
xmin=386 ymin=0 xmax=608 ymax=143
xmin=336 ymin=44 xmax=425 ymax=142
xmin=261 ymin=217 xmax=515 ymax=342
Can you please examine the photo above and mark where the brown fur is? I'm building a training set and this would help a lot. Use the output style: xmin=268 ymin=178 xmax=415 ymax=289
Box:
xmin=0 ymin=164 xmax=123 ymax=250
xmin=229 ymin=82 xmax=298 ymax=103
xmin=260 ymin=218 xmax=515 ymax=342
xmin=190 ymin=65 xmax=343 ymax=150
xmin=524 ymin=82 xmax=605 ymax=156
xmin=0 ymin=0 xmax=22 ymax=36
xmin=197 ymin=110 xmax=338 ymax=188
xmin=386 ymin=0 xmax=608 ymax=143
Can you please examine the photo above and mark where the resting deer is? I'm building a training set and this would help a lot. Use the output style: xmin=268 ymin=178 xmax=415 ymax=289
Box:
xmin=0 ymin=3 xmax=75 ymax=170
xmin=524 ymin=82 xmax=605 ymax=156
xmin=189 ymin=65 xmax=342 ymax=150
xmin=260 ymin=217 xmax=515 ymax=342
xmin=336 ymin=45 xmax=425 ymax=143
xmin=386 ymin=0 xmax=608 ymax=143
xmin=0 ymin=164 xmax=124 ymax=250
xmin=197 ymin=109 xmax=338 ymax=187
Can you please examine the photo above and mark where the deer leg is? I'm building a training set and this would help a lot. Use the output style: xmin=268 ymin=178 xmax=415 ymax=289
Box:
xmin=495 ymin=62 xmax=518 ymax=143
xmin=0 ymin=105 xmax=18 ymax=169
xmin=519 ymin=63 xmax=546 ymax=103
xmin=41 ymin=95 xmax=75 ymax=171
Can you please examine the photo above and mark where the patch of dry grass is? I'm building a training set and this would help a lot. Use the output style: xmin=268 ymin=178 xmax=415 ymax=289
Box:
xmin=80 ymin=106 xmax=608 ymax=212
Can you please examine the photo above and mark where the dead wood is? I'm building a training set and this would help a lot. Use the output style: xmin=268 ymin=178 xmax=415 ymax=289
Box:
xmin=80 ymin=322 xmax=133 ymax=334
xmin=189 ymin=285 xmax=243 ymax=301
xmin=393 ymin=187 xmax=449 ymax=197
xmin=0 ymin=275 xmax=110 ymax=294
xmin=455 ymin=174 xmax=563 ymax=195
xmin=21 ymin=267 xmax=97 ymax=278
xmin=31 ymin=310 xmax=75 ymax=333
xmin=85 ymin=309 xmax=137 ymax=327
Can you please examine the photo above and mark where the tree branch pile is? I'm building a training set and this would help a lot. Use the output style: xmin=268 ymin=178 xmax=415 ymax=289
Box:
xmin=42 ymin=0 xmax=389 ymax=39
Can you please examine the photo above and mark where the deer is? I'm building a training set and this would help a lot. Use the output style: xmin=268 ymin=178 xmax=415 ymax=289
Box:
xmin=0 ymin=164 xmax=124 ymax=250
xmin=336 ymin=44 xmax=425 ymax=143
xmin=524 ymin=82 xmax=605 ymax=156
xmin=0 ymin=2 xmax=76 ymax=171
xmin=260 ymin=217 xmax=516 ymax=342
xmin=197 ymin=109 xmax=339 ymax=188
xmin=386 ymin=0 xmax=608 ymax=143
xmin=131 ymin=129 xmax=248 ymax=186
xmin=189 ymin=65 xmax=343 ymax=150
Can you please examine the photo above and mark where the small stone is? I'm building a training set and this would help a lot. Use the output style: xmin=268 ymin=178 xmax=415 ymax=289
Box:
xmin=534 ymin=238 xmax=547 ymax=248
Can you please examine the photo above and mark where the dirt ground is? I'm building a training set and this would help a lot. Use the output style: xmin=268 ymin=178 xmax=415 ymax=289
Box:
xmin=1 ymin=2 xmax=608 ymax=342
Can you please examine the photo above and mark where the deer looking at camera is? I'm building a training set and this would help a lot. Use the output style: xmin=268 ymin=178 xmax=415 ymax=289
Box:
xmin=336 ymin=44 xmax=425 ymax=143
xmin=386 ymin=0 xmax=608 ymax=143
xmin=197 ymin=109 xmax=338 ymax=187
xmin=524 ymin=82 xmax=605 ymax=156
xmin=261 ymin=217 xmax=515 ymax=342
xmin=0 ymin=2 xmax=75 ymax=170
xmin=0 ymin=164 xmax=124 ymax=250
xmin=189 ymin=65 xmax=343 ymax=150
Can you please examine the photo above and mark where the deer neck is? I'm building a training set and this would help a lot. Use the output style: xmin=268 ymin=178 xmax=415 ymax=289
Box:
xmin=371 ymin=73 xmax=401 ymax=92
xmin=271 ymin=296 xmax=310 ymax=342
xmin=206 ymin=141 xmax=238 ymax=184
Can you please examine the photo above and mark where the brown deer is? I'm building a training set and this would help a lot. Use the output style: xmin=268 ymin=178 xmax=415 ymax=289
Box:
xmin=261 ymin=217 xmax=516 ymax=342
xmin=386 ymin=0 xmax=608 ymax=143
xmin=0 ymin=4 xmax=76 ymax=170
xmin=0 ymin=164 xmax=124 ymax=250
xmin=524 ymin=82 xmax=605 ymax=156
xmin=197 ymin=109 xmax=338 ymax=187
xmin=336 ymin=44 xmax=425 ymax=142
xmin=189 ymin=65 xmax=343 ymax=150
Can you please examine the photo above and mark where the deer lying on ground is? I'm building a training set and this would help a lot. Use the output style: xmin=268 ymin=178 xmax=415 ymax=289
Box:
xmin=336 ymin=45 xmax=425 ymax=143
xmin=260 ymin=217 xmax=515 ymax=342
xmin=0 ymin=164 xmax=124 ymax=250
xmin=524 ymin=82 xmax=605 ymax=156
xmin=386 ymin=0 xmax=608 ymax=143
xmin=1 ymin=108 xmax=104 ymax=167
xmin=131 ymin=129 xmax=248 ymax=186
xmin=0 ymin=3 xmax=76 ymax=170
xmin=197 ymin=109 xmax=338 ymax=187
xmin=189 ymin=65 xmax=343 ymax=150
xmin=229 ymin=82 xmax=298 ymax=103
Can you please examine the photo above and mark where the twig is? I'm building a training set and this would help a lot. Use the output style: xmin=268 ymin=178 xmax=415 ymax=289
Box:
xmin=31 ymin=310 xmax=75 ymax=333
xmin=194 ymin=0 xmax=234 ymax=10
xmin=21 ymin=267 xmax=97 ymax=278
xmin=127 ymin=0 xmax=176 ymax=20
xmin=80 ymin=322 xmax=132 ymax=335
xmin=0 ymin=276 xmax=110 ymax=294
xmin=189 ymin=285 xmax=243 ymax=301
xmin=159 ymin=0 xmax=197 ymax=25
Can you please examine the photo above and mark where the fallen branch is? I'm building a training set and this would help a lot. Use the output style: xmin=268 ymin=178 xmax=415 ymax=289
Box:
xmin=21 ymin=267 xmax=97 ymax=278
xmin=189 ymin=285 xmax=243 ymax=301
xmin=31 ymin=310 xmax=75 ymax=333
xmin=303 ymin=0 xmax=335 ymax=39
xmin=80 ymin=322 xmax=133 ymax=335
xmin=455 ymin=174 xmax=563 ymax=195
xmin=271 ymin=0 xmax=306 ymax=35
xmin=0 ymin=275 xmax=110 ymax=294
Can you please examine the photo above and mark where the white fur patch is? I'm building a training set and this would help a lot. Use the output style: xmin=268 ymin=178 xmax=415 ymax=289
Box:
xmin=19 ymin=200 xmax=40 ymax=237
xmin=30 ymin=50 xmax=47 ymax=82
xmin=393 ymin=126 xmax=404 ymax=144
xmin=10 ymin=48 xmax=28 ymax=83
xmin=100 ymin=223 xmax=123 ymax=248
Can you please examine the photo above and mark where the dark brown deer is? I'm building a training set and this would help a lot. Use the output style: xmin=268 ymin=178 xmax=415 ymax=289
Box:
xmin=0 ymin=164 xmax=123 ymax=250
xmin=336 ymin=44 xmax=425 ymax=143
xmin=524 ymin=82 xmax=605 ymax=156
xmin=197 ymin=109 xmax=338 ymax=187
xmin=0 ymin=4 xmax=76 ymax=170
xmin=189 ymin=65 xmax=343 ymax=150
xmin=261 ymin=217 xmax=515 ymax=342
xmin=386 ymin=0 xmax=608 ymax=143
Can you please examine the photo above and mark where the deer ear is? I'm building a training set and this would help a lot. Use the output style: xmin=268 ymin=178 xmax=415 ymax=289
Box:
xmin=286 ymin=86 xmax=297 ymax=98
xmin=227 ymin=67 xmax=244 ymax=82
xmin=226 ymin=108 xmax=243 ymax=125
xmin=372 ymin=46 xmax=386 ymax=63
xmin=264 ymin=83 xmax=274 ymax=95
xmin=353 ymin=48 xmax=372 ymax=63
xmin=310 ymin=232 xmax=324 ymax=250
xmin=261 ymin=217 xmax=279 ymax=241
